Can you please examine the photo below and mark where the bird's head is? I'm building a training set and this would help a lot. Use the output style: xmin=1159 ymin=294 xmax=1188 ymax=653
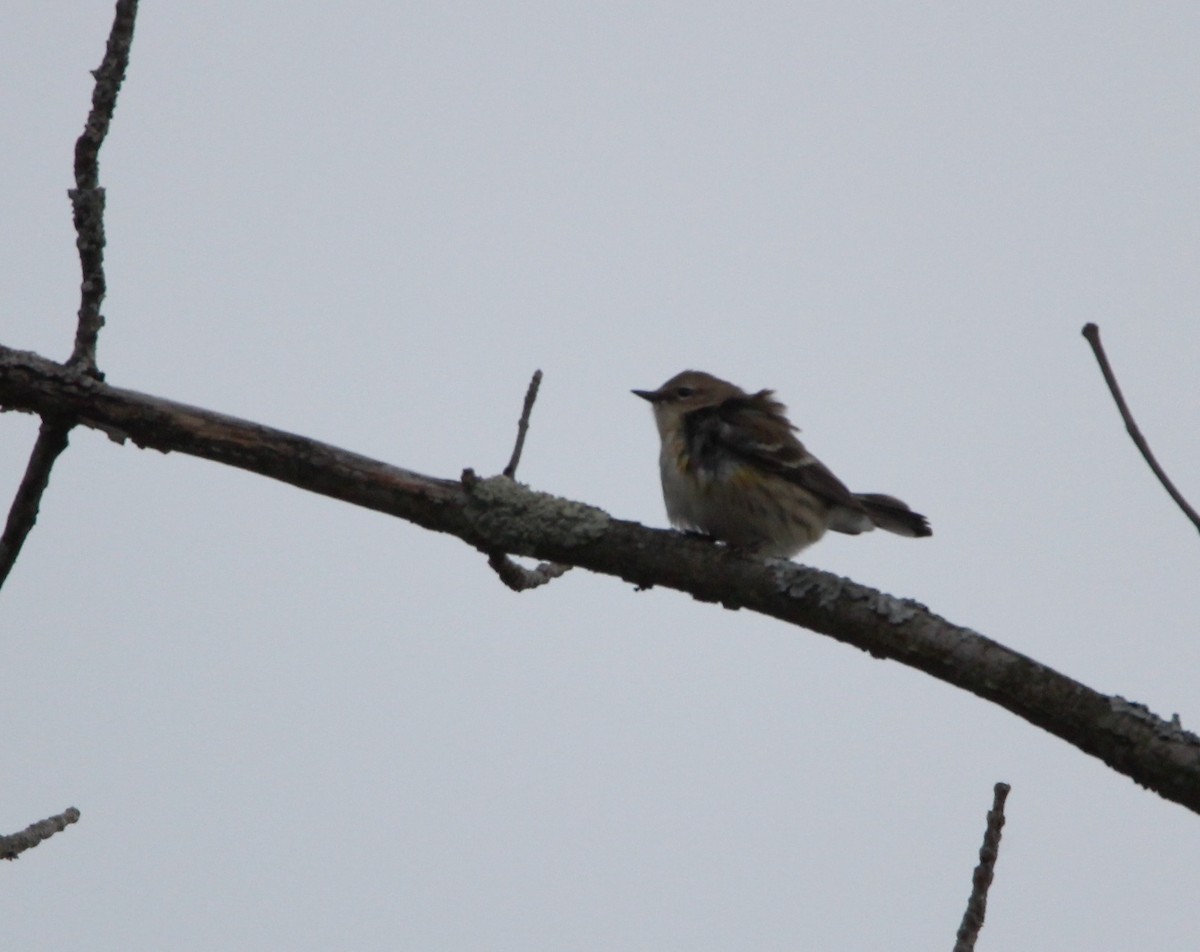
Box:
xmin=632 ymin=370 xmax=747 ymax=440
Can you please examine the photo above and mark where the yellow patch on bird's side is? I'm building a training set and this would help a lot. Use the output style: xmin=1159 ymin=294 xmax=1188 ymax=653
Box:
xmin=726 ymin=466 xmax=760 ymax=488
xmin=678 ymin=447 xmax=758 ymax=492
xmin=675 ymin=448 xmax=706 ymax=482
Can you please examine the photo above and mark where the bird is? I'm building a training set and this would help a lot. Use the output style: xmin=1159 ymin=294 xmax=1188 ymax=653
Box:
xmin=632 ymin=370 xmax=931 ymax=557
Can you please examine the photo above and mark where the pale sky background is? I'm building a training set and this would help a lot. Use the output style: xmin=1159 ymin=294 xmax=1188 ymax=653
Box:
xmin=4 ymin=2 xmax=1200 ymax=949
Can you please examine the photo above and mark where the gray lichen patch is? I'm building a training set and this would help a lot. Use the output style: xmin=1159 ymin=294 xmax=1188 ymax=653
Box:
xmin=863 ymin=591 xmax=921 ymax=625
xmin=1108 ymin=696 xmax=1200 ymax=747
xmin=769 ymin=561 xmax=850 ymax=609
xmin=769 ymin=560 xmax=923 ymax=624
xmin=467 ymin=476 xmax=610 ymax=552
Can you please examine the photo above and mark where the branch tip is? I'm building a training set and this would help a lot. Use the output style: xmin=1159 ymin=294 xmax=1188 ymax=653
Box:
xmin=502 ymin=369 xmax=543 ymax=479
xmin=0 ymin=807 xmax=82 ymax=861
xmin=952 ymin=782 xmax=1011 ymax=952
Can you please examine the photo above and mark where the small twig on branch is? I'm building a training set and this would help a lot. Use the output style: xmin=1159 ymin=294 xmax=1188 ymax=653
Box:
xmin=953 ymin=782 xmax=1011 ymax=952
xmin=68 ymin=0 xmax=140 ymax=374
xmin=503 ymin=369 xmax=543 ymax=478
xmin=487 ymin=552 xmax=572 ymax=591
xmin=1082 ymin=323 xmax=1200 ymax=535
xmin=486 ymin=369 xmax=571 ymax=590
xmin=0 ymin=420 xmax=71 ymax=590
xmin=0 ymin=807 xmax=82 ymax=861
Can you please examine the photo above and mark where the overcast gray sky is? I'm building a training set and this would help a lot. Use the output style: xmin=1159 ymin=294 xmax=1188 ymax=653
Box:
xmin=4 ymin=2 xmax=1200 ymax=949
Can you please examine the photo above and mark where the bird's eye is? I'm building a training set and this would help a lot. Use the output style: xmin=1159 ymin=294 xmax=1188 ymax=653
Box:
xmin=675 ymin=386 xmax=695 ymax=398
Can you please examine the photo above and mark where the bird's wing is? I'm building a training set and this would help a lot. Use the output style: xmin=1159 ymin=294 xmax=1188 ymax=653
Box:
xmin=684 ymin=391 xmax=862 ymax=510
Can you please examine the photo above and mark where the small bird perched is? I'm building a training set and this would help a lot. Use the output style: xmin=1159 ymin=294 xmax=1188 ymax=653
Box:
xmin=633 ymin=370 xmax=931 ymax=557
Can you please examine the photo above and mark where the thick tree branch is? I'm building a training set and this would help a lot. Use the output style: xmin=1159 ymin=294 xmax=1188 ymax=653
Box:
xmin=1082 ymin=323 xmax=1200 ymax=534
xmin=1 ymin=807 xmax=81 ymax=860
xmin=3 ymin=342 xmax=1200 ymax=814
xmin=953 ymin=782 xmax=1010 ymax=952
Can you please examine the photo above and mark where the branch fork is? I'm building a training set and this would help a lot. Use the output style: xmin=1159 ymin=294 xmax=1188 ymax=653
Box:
xmin=477 ymin=369 xmax=572 ymax=592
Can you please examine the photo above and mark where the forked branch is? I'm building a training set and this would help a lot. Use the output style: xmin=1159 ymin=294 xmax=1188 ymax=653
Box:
xmin=485 ymin=369 xmax=571 ymax=592
xmin=0 ymin=0 xmax=140 ymax=594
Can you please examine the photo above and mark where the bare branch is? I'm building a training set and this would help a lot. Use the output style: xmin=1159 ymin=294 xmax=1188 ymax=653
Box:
xmin=1082 ymin=323 xmax=1200 ymax=534
xmin=68 ymin=0 xmax=140 ymax=374
xmin=0 ymin=420 xmax=71 ymax=590
xmin=503 ymin=369 xmax=543 ymax=479
xmin=3 ymin=343 xmax=1200 ymax=814
xmin=0 ymin=807 xmax=81 ymax=861
xmin=953 ymin=783 xmax=1011 ymax=952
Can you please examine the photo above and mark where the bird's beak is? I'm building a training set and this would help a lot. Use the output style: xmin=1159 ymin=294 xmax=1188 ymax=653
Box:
xmin=631 ymin=388 xmax=659 ymax=403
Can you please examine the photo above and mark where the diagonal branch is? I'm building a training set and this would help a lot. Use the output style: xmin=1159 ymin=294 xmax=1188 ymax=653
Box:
xmin=953 ymin=782 xmax=1011 ymax=952
xmin=69 ymin=0 xmax=140 ymax=374
xmin=3 ymin=342 xmax=1200 ymax=815
xmin=0 ymin=807 xmax=81 ymax=861
xmin=1082 ymin=323 xmax=1200 ymax=535
xmin=0 ymin=419 xmax=71 ymax=590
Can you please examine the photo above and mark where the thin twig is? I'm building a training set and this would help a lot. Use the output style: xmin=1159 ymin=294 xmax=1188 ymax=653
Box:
xmin=68 ymin=0 xmax=140 ymax=374
xmin=1082 ymin=324 xmax=1200 ymax=534
xmin=953 ymin=783 xmax=1011 ymax=952
xmin=0 ymin=420 xmax=71 ymax=590
xmin=0 ymin=807 xmax=82 ymax=861
xmin=503 ymin=369 xmax=543 ymax=478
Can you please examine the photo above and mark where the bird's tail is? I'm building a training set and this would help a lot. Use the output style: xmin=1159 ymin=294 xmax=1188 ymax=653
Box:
xmin=855 ymin=493 xmax=932 ymax=538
